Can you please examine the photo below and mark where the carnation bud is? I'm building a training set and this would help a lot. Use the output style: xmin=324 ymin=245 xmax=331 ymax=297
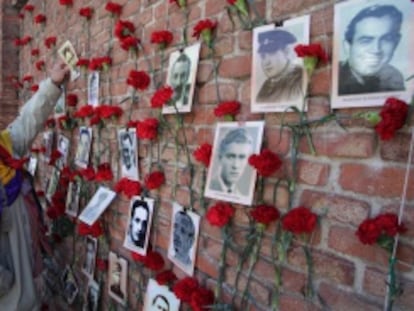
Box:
xmin=362 ymin=112 xmax=381 ymax=125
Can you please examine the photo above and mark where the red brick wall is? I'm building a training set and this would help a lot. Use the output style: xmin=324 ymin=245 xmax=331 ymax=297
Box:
xmin=8 ymin=0 xmax=414 ymax=310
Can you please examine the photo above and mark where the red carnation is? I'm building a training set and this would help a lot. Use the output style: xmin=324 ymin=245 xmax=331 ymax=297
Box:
xmin=294 ymin=43 xmax=328 ymax=64
xmin=105 ymin=2 xmax=122 ymax=16
xmin=126 ymin=70 xmax=150 ymax=91
xmin=35 ymin=60 xmax=45 ymax=71
xmin=114 ymin=178 xmax=142 ymax=198
xmin=356 ymin=218 xmax=382 ymax=245
xmin=23 ymin=4 xmax=35 ymax=12
xmin=36 ymin=190 xmax=45 ymax=197
xmin=190 ymin=286 xmax=215 ymax=311
xmin=31 ymin=48 xmax=40 ymax=56
xmin=192 ymin=19 xmax=217 ymax=45
xmin=150 ymin=86 xmax=173 ymax=108
xmin=95 ymin=105 xmax=123 ymax=120
xmin=127 ymin=120 xmax=139 ymax=128
xmin=155 ymin=270 xmax=177 ymax=286
xmin=150 ymin=30 xmax=173 ymax=49
xmin=66 ymin=93 xmax=78 ymax=107
xmin=34 ymin=14 xmax=46 ymax=24
xmin=206 ymin=202 xmax=234 ymax=227
xmin=95 ymin=162 xmax=113 ymax=182
xmin=89 ymin=57 xmax=112 ymax=71
xmin=59 ymin=0 xmax=73 ymax=6
xmin=14 ymin=38 xmax=22 ymax=47
xmin=136 ymin=118 xmax=158 ymax=140
xmin=44 ymin=36 xmax=57 ymax=49
xmin=78 ymin=221 xmax=104 ymax=237
xmin=21 ymin=36 xmax=32 ymax=45
xmin=248 ymin=149 xmax=282 ymax=177
xmin=79 ymin=7 xmax=94 ymax=20
xmin=76 ymin=58 xmax=90 ymax=69
xmin=22 ymin=75 xmax=33 ymax=83
xmin=31 ymin=84 xmax=39 ymax=92
xmin=114 ymin=20 xmax=135 ymax=40
xmin=250 ymin=204 xmax=280 ymax=226
xmin=48 ymin=149 xmax=62 ymax=166
xmin=169 ymin=0 xmax=186 ymax=8
xmin=96 ymin=258 xmax=108 ymax=271
xmin=131 ymin=250 xmax=146 ymax=263
xmin=375 ymin=97 xmax=409 ymax=140
xmin=214 ymin=101 xmax=241 ymax=118
xmin=173 ymin=277 xmax=199 ymax=303
xmin=144 ymin=250 xmax=165 ymax=271
xmin=282 ymin=206 xmax=318 ymax=235
xmin=74 ymin=105 xmax=94 ymax=118
xmin=375 ymin=213 xmax=406 ymax=237
xmin=193 ymin=143 xmax=212 ymax=167
xmin=145 ymin=171 xmax=165 ymax=190
xmin=79 ymin=167 xmax=96 ymax=181
xmin=120 ymin=36 xmax=140 ymax=52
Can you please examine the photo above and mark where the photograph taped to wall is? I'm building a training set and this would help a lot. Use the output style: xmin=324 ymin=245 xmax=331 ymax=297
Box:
xmin=205 ymin=121 xmax=265 ymax=205
xmin=168 ymin=202 xmax=200 ymax=276
xmin=78 ymin=186 xmax=116 ymax=225
xmin=118 ymin=128 xmax=139 ymax=181
xmin=123 ymin=196 xmax=154 ymax=256
xmin=65 ymin=180 xmax=81 ymax=217
xmin=57 ymin=134 xmax=70 ymax=169
xmin=88 ymin=71 xmax=100 ymax=107
xmin=46 ymin=167 xmax=60 ymax=202
xmin=143 ymin=279 xmax=180 ymax=311
xmin=83 ymin=279 xmax=100 ymax=311
xmin=74 ymin=126 xmax=92 ymax=169
xmin=251 ymin=15 xmax=310 ymax=113
xmin=162 ymin=42 xmax=201 ymax=114
xmin=61 ymin=265 xmax=79 ymax=305
xmin=57 ymin=40 xmax=80 ymax=81
xmin=54 ymin=85 xmax=66 ymax=116
xmin=108 ymin=252 xmax=128 ymax=306
xmin=82 ymin=236 xmax=98 ymax=279
xmin=331 ymin=0 xmax=414 ymax=108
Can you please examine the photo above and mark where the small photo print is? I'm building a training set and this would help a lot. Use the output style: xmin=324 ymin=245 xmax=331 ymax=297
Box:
xmin=57 ymin=134 xmax=70 ymax=169
xmin=82 ymin=279 xmax=100 ymax=311
xmin=27 ymin=156 xmax=38 ymax=176
xmin=61 ymin=265 xmax=79 ymax=305
xmin=118 ymin=128 xmax=139 ymax=181
xmin=46 ymin=167 xmax=60 ymax=202
xmin=65 ymin=179 xmax=81 ymax=217
xmin=43 ymin=130 xmax=55 ymax=163
xmin=168 ymin=203 xmax=200 ymax=276
xmin=108 ymin=252 xmax=128 ymax=306
xmin=162 ymin=42 xmax=201 ymax=114
xmin=123 ymin=196 xmax=154 ymax=256
xmin=143 ymin=279 xmax=180 ymax=311
xmin=204 ymin=121 xmax=265 ymax=206
xmin=82 ymin=236 xmax=98 ymax=279
xmin=78 ymin=186 xmax=117 ymax=226
xmin=331 ymin=0 xmax=414 ymax=108
xmin=74 ymin=126 xmax=93 ymax=169
xmin=251 ymin=16 xmax=310 ymax=113
xmin=57 ymin=40 xmax=81 ymax=81
xmin=88 ymin=71 xmax=100 ymax=107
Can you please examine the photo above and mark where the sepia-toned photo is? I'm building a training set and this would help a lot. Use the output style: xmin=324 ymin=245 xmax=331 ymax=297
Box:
xmin=118 ymin=128 xmax=139 ymax=181
xmin=168 ymin=203 xmax=200 ymax=276
xmin=65 ymin=179 xmax=81 ymax=217
xmin=74 ymin=126 xmax=93 ymax=169
xmin=46 ymin=167 xmax=60 ymax=202
xmin=43 ymin=130 xmax=55 ymax=163
xmin=57 ymin=134 xmax=70 ymax=169
xmin=27 ymin=156 xmax=38 ymax=176
xmin=82 ymin=279 xmax=100 ymax=311
xmin=108 ymin=252 xmax=128 ymax=306
xmin=57 ymin=40 xmax=81 ymax=81
xmin=54 ymin=85 xmax=66 ymax=116
xmin=162 ymin=42 xmax=201 ymax=114
xmin=331 ymin=0 xmax=413 ymax=108
xmin=82 ymin=236 xmax=98 ymax=279
xmin=143 ymin=278 xmax=180 ymax=311
xmin=61 ymin=265 xmax=79 ymax=305
xmin=123 ymin=196 xmax=154 ymax=256
xmin=251 ymin=16 xmax=310 ymax=113
xmin=205 ymin=121 xmax=265 ymax=206
xmin=88 ymin=71 xmax=100 ymax=107
xmin=78 ymin=186 xmax=117 ymax=226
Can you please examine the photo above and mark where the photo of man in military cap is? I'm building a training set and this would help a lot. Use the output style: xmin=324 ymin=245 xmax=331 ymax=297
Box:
xmin=251 ymin=16 xmax=310 ymax=113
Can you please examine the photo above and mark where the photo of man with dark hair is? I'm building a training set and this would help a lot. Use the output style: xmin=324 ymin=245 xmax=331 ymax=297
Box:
xmin=75 ymin=126 xmax=92 ymax=168
xmin=151 ymin=294 xmax=170 ymax=311
xmin=83 ymin=279 xmax=100 ymax=311
xmin=108 ymin=252 xmax=128 ymax=305
xmin=144 ymin=279 xmax=180 ymax=311
xmin=118 ymin=128 xmax=139 ymax=180
xmin=82 ymin=237 xmax=97 ymax=278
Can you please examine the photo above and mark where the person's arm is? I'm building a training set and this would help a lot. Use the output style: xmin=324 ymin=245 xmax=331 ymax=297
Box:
xmin=7 ymin=62 xmax=70 ymax=157
xmin=0 ymin=265 xmax=13 ymax=297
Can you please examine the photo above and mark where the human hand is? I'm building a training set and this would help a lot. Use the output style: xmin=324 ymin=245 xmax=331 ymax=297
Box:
xmin=49 ymin=61 xmax=70 ymax=87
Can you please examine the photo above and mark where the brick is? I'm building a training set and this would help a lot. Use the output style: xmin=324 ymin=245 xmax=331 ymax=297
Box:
xmin=279 ymin=294 xmax=321 ymax=311
xmin=339 ymin=163 xmax=414 ymax=199
xmin=198 ymin=83 xmax=237 ymax=105
xmin=296 ymin=159 xmax=330 ymax=186
xmin=218 ymin=55 xmax=252 ymax=79
xmin=380 ymin=132 xmax=414 ymax=163
xmin=363 ymin=266 xmax=387 ymax=297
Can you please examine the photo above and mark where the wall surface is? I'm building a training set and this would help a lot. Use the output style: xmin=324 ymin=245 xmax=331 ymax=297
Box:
xmin=3 ymin=0 xmax=414 ymax=310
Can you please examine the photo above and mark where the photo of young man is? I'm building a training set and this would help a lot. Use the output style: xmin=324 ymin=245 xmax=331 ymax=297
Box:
xmin=82 ymin=236 xmax=97 ymax=278
xmin=118 ymin=128 xmax=139 ymax=181
xmin=108 ymin=252 xmax=128 ymax=305
xmin=143 ymin=279 xmax=180 ymax=311
xmin=75 ymin=126 xmax=92 ymax=168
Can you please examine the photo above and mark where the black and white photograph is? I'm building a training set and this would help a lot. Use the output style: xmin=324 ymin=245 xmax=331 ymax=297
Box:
xmin=118 ymin=128 xmax=139 ymax=181
xmin=168 ymin=203 xmax=200 ymax=276
xmin=123 ymin=196 xmax=154 ymax=255
xmin=54 ymin=86 xmax=66 ymax=116
xmin=57 ymin=134 xmax=70 ymax=169
xmin=204 ymin=121 xmax=265 ymax=205
xmin=331 ymin=0 xmax=413 ymax=108
xmin=82 ymin=279 xmax=100 ymax=311
xmin=82 ymin=236 xmax=98 ymax=279
xmin=108 ymin=252 xmax=128 ymax=306
xmin=61 ymin=265 xmax=79 ymax=305
xmin=57 ymin=40 xmax=80 ymax=81
xmin=143 ymin=278 xmax=180 ymax=311
xmin=88 ymin=71 xmax=100 ymax=107
xmin=74 ymin=126 xmax=93 ymax=169
xmin=65 ymin=179 xmax=81 ymax=217
xmin=43 ymin=130 xmax=55 ymax=163
xmin=27 ymin=156 xmax=38 ymax=176
xmin=78 ymin=186 xmax=117 ymax=226
xmin=251 ymin=16 xmax=310 ymax=113
xmin=46 ymin=167 xmax=60 ymax=202
xmin=162 ymin=42 xmax=201 ymax=114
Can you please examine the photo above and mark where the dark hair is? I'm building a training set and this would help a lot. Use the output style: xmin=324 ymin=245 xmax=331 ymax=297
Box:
xmin=131 ymin=199 xmax=149 ymax=219
xmin=152 ymin=294 xmax=170 ymax=308
xmin=345 ymin=4 xmax=402 ymax=43
xmin=219 ymin=128 xmax=253 ymax=156
xmin=121 ymin=132 xmax=133 ymax=145
xmin=175 ymin=211 xmax=195 ymax=234
xmin=173 ymin=52 xmax=191 ymax=73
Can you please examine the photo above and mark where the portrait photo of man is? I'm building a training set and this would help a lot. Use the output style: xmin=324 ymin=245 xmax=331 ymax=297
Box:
xmin=123 ymin=196 xmax=154 ymax=255
xmin=88 ymin=71 xmax=99 ymax=107
xmin=251 ymin=16 xmax=310 ymax=113
xmin=46 ymin=167 xmax=60 ymax=202
xmin=163 ymin=43 xmax=201 ymax=114
xmin=58 ymin=40 xmax=80 ymax=81
xmin=83 ymin=279 xmax=100 ymax=311
xmin=75 ymin=126 xmax=92 ymax=168
xmin=78 ymin=186 xmax=117 ymax=226
xmin=57 ymin=134 xmax=70 ymax=169
xmin=168 ymin=203 xmax=200 ymax=276
xmin=65 ymin=180 xmax=81 ymax=217
xmin=332 ymin=0 xmax=413 ymax=108
xmin=118 ymin=128 xmax=139 ymax=181
xmin=108 ymin=252 xmax=128 ymax=305
xmin=143 ymin=279 xmax=180 ymax=311
xmin=205 ymin=121 xmax=265 ymax=206
xmin=82 ymin=236 xmax=97 ymax=278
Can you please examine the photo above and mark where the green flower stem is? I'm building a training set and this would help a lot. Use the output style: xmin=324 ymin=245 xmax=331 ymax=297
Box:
xmin=208 ymin=42 xmax=222 ymax=104
xmin=215 ymin=224 xmax=231 ymax=303
xmin=302 ymin=242 xmax=314 ymax=298
xmin=385 ymin=256 xmax=398 ymax=311
xmin=127 ymin=89 xmax=137 ymax=124
xmin=247 ymin=0 xmax=266 ymax=26
xmin=181 ymin=7 xmax=190 ymax=46
xmin=138 ymin=42 xmax=156 ymax=87
xmin=256 ymin=175 xmax=265 ymax=204
xmin=148 ymin=140 xmax=154 ymax=174
xmin=199 ymin=167 xmax=207 ymax=210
